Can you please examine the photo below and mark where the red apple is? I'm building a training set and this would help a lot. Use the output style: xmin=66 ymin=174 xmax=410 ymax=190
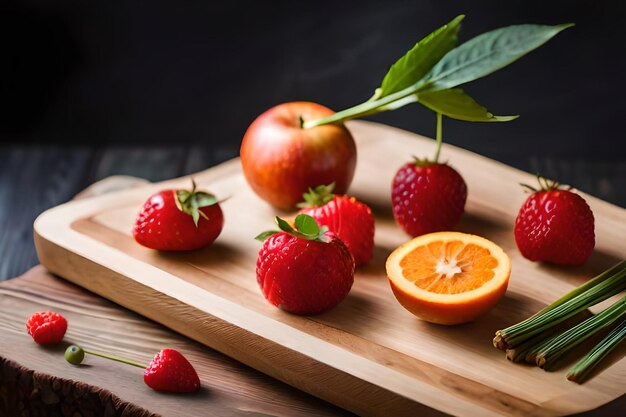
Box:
xmin=240 ymin=102 xmax=357 ymax=210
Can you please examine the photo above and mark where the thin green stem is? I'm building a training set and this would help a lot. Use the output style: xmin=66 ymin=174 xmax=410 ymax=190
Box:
xmin=302 ymin=81 xmax=431 ymax=129
xmin=567 ymin=319 xmax=626 ymax=383
xmin=434 ymin=112 xmax=443 ymax=163
xmin=84 ymin=349 xmax=147 ymax=369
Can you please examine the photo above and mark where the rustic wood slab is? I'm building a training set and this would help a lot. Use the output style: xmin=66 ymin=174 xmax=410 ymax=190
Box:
xmin=0 ymin=266 xmax=350 ymax=417
xmin=33 ymin=121 xmax=626 ymax=416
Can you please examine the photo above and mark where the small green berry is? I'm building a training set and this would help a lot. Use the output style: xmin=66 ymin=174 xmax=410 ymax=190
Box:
xmin=65 ymin=345 xmax=85 ymax=365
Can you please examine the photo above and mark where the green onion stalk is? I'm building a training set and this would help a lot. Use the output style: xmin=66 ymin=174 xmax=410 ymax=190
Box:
xmin=494 ymin=261 xmax=626 ymax=351
xmin=533 ymin=295 xmax=626 ymax=370
xmin=567 ymin=318 xmax=626 ymax=383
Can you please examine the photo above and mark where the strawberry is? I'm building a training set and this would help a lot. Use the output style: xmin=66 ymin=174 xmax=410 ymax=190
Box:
xmin=144 ymin=348 xmax=200 ymax=393
xmin=297 ymin=183 xmax=374 ymax=267
xmin=64 ymin=344 xmax=200 ymax=394
xmin=133 ymin=180 xmax=223 ymax=251
xmin=515 ymin=177 xmax=595 ymax=266
xmin=255 ymin=214 xmax=354 ymax=315
xmin=26 ymin=311 xmax=68 ymax=345
xmin=392 ymin=161 xmax=467 ymax=237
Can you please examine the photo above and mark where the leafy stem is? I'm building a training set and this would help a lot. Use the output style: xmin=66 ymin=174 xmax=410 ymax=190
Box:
xmin=301 ymin=17 xmax=571 ymax=141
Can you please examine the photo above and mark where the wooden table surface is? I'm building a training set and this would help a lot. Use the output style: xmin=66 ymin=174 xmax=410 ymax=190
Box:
xmin=0 ymin=266 xmax=351 ymax=417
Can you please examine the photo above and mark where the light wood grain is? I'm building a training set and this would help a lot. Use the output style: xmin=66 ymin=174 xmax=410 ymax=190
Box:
xmin=33 ymin=120 xmax=626 ymax=417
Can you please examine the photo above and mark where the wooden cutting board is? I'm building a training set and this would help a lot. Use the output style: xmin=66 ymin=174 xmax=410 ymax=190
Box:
xmin=33 ymin=121 xmax=626 ymax=417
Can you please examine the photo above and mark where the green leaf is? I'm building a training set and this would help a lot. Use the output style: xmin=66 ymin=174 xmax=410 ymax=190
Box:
xmin=176 ymin=190 xmax=191 ymax=206
xmin=193 ymin=192 xmax=218 ymax=207
xmin=190 ymin=193 xmax=200 ymax=226
xmin=254 ymin=231 xmax=279 ymax=241
xmin=256 ymin=215 xmax=330 ymax=244
xmin=377 ymin=15 xmax=464 ymax=98
xmin=175 ymin=181 xmax=220 ymax=227
xmin=423 ymin=23 xmax=574 ymax=92
xmin=294 ymin=214 xmax=320 ymax=236
xmin=274 ymin=216 xmax=295 ymax=234
xmin=418 ymin=88 xmax=518 ymax=122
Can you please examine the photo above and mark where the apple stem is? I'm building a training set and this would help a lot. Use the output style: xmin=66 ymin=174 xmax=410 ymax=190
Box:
xmin=434 ymin=112 xmax=443 ymax=163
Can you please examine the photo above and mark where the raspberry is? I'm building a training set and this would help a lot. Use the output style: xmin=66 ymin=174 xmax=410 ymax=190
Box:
xmin=26 ymin=311 xmax=68 ymax=345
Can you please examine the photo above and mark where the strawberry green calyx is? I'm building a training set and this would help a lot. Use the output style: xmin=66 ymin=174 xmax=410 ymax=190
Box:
xmin=520 ymin=175 xmax=572 ymax=194
xmin=175 ymin=179 xmax=219 ymax=227
xmin=412 ymin=155 xmax=436 ymax=167
xmin=255 ymin=214 xmax=330 ymax=243
xmin=297 ymin=183 xmax=336 ymax=208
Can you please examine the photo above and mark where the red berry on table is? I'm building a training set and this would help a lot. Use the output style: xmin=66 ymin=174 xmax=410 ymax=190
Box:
xmin=255 ymin=214 xmax=355 ymax=315
xmin=391 ymin=161 xmax=467 ymax=237
xmin=297 ymin=183 xmax=374 ymax=267
xmin=144 ymin=348 xmax=200 ymax=393
xmin=64 ymin=344 xmax=200 ymax=395
xmin=514 ymin=178 xmax=595 ymax=266
xmin=26 ymin=311 xmax=68 ymax=345
xmin=133 ymin=180 xmax=224 ymax=251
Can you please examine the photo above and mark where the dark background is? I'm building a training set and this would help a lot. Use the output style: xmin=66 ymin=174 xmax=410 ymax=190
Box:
xmin=1 ymin=0 xmax=625 ymax=279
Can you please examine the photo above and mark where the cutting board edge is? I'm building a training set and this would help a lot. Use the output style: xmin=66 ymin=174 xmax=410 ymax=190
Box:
xmin=33 ymin=227 xmax=522 ymax=417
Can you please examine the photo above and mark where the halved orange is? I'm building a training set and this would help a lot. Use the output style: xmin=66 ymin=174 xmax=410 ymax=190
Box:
xmin=386 ymin=232 xmax=511 ymax=325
